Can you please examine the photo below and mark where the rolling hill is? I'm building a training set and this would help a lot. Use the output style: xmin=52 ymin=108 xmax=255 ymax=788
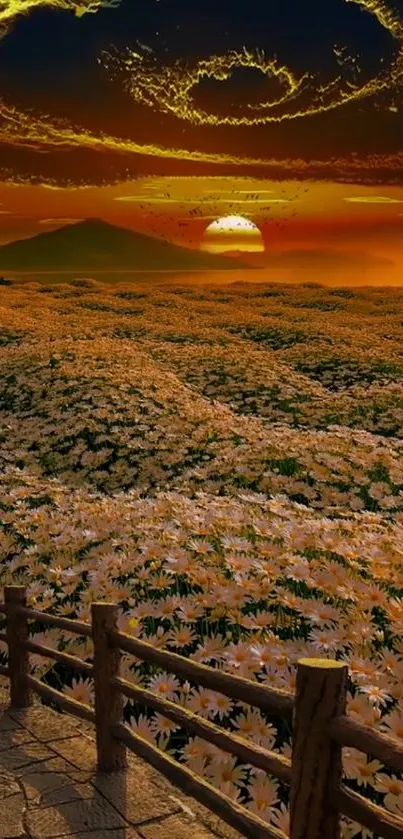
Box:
xmin=0 ymin=218 xmax=251 ymax=271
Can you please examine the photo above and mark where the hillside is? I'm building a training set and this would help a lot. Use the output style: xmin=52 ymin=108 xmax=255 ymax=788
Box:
xmin=0 ymin=218 xmax=250 ymax=271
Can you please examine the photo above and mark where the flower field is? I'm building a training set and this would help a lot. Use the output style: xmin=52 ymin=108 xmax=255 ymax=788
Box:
xmin=1 ymin=276 xmax=403 ymax=836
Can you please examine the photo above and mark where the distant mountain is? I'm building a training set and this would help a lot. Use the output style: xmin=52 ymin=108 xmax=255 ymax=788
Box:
xmin=233 ymin=248 xmax=393 ymax=272
xmin=222 ymin=250 xmax=267 ymax=266
xmin=0 ymin=218 xmax=251 ymax=271
xmin=222 ymin=250 xmax=253 ymax=258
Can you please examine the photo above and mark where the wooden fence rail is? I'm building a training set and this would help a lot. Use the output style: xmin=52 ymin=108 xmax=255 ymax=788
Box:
xmin=0 ymin=585 xmax=403 ymax=839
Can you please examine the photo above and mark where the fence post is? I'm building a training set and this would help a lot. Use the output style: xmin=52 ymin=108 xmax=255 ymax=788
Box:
xmin=91 ymin=601 xmax=127 ymax=772
xmin=290 ymin=657 xmax=348 ymax=839
xmin=5 ymin=585 xmax=32 ymax=708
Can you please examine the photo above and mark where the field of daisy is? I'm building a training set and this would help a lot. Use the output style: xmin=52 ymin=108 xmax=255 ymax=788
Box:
xmin=1 ymin=275 xmax=403 ymax=837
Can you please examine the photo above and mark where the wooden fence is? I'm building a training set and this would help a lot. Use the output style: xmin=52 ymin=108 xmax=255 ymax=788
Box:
xmin=0 ymin=585 xmax=403 ymax=839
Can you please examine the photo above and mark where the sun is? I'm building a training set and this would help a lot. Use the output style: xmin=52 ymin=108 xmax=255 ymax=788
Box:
xmin=200 ymin=215 xmax=265 ymax=254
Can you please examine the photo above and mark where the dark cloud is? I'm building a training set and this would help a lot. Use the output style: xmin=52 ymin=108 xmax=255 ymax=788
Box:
xmin=0 ymin=0 xmax=403 ymax=185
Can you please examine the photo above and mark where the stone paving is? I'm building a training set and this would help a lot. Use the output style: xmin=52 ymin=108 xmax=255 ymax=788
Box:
xmin=0 ymin=690 xmax=241 ymax=839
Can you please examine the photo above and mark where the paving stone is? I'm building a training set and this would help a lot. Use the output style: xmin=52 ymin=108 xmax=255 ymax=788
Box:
xmin=22 ymin=772 xmax=93 ymax=806
xmin=0 ymin=741 xmax=55 ymax=770
xmin=0 ymin=712 xmax=20 ymax=732
xmin=7 ymin=707 xmax=44 ymax=723
xmin=40 ymin=781 xmax=96 ymax=808
xmin=0 ymin=727 xmax=37 ymax=751
xmin=62 ymin=830 xmax=141 ymax=839
xmin=169 ymin=793 xmax=242 ymax=839
xmin=138 ymin=814 xmax=220 ymax=839
xmin=14 ymin=756 xmax=80 ymax=779
xmin=8 ymin=707 xmax=79 ymax=743
xmin=47 ymin=736 xmax=96 ymax=771
xmin=0 ymin=701 xmax=235 ymax=839
xmin=26 ymin=794 xmax=128 ymax=838
xmin=8 ymin=705 xmax=49 ymax=721
xmin=93 ymin=771 xmax=181 ymax=826
xmin=0 ymin=770 xmax=21 ymax=799
xmin=66 ymin=769 xmax=95 ymax=784
xmin=0 ymin=791 xmax=26 ymax=839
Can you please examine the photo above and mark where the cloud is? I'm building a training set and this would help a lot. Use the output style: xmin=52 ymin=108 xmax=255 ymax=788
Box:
xmin=177 ymin=215 xmax=217 ymax=221
xmin=38 ymin=218 xmax=83 ymax=224
xmin=236 ymin=190 xmax=275 ymax=194
xmin=114 ymin=196 xmax=293 ymax=205
xmin=1 ymin=0 xmax=403 ymax=186
xmin=344 ymin=196 xmax=403 ymax=204
xmin=0 ymin=0 xmax=121 ymax=29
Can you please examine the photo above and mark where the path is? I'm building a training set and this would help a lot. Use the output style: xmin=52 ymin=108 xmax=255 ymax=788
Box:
xmin=0 ymin=689 xmax=240 ymax=839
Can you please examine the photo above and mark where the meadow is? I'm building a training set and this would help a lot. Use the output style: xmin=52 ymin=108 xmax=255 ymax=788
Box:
xmin=1 ymin=274 xmax=403 ymax=837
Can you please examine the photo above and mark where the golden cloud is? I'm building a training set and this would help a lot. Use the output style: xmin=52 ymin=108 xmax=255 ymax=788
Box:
xmin=38 ymin=217 xmax=84 ymax=224
xmin=102 ymin=0 xmax=403 ymax=126
xmin=344 ymin=195 xmax=403 ymax=203
xmin=0 ymin=0 xmax=402 ymax=186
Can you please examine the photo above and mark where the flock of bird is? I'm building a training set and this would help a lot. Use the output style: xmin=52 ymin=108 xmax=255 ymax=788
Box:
xmin=135 ymin=180 xmax=310 ymax=244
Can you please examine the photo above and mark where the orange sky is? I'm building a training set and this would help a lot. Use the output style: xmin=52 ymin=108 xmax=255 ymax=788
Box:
xmin=0 ymin=174 xmax=402 ymax=281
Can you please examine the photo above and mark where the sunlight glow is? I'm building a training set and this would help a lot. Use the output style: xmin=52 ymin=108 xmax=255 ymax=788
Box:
xmin=201 ymin=215 xmax=265 ymax=254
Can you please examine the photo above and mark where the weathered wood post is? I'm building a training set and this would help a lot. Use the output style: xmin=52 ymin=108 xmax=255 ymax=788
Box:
xmin=5 ymin=585 xmax=32 ymax=708
xmin=91 ymin=602 xmax=127 ymax=772
xmin=290 ymin=658 xmax=348 ymax=839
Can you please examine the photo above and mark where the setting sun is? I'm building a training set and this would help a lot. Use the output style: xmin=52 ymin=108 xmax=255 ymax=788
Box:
xmin=200 ymin=214 xmax=265 ymax=254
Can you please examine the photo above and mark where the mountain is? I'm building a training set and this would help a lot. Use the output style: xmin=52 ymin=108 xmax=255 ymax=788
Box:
xmin=0 ymin=218 xmax=252 ymax=271
xmin=222 ymin=250 xmax=253 ymax=258
xmin=222 ymin=250 xmax=267 ymax=266
xmin=231 ymin=248 xmax=393 ymax=272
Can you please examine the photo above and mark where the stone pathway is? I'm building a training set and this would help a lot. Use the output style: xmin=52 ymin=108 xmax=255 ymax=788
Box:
xmin=0 ymin=691 xmax=241 ymax=839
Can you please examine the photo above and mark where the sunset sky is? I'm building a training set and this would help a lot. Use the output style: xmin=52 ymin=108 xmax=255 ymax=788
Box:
xmin=0 ymin=0 xmax=403 ymax=281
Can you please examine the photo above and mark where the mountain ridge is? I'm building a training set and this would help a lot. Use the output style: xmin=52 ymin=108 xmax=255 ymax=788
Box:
xmin=0 ymin=218 xmax=251 ymax=271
